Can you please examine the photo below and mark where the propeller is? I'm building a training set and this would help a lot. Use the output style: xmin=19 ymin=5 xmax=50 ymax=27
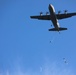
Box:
xmin=58 ymin=11 xmax=61 ymax=14
xmin=46 ymin=12 xmax=49 ymax=15
xmin=64 ymin=10 xmax=68 ymax=14
xmin=40 ymin=12 xmax=43 ymax=16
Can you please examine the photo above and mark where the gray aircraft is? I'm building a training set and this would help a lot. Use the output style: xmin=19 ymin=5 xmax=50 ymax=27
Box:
xmin=30 ymin=4 xmax=76 ymax=31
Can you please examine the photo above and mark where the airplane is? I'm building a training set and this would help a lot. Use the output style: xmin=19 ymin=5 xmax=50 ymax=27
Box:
xmin=30 ymin=4 xmax=76 ymax=31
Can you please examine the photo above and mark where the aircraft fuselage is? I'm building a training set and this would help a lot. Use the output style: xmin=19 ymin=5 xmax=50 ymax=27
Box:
xmin=49 ymin=4 xmax=60 ymax=30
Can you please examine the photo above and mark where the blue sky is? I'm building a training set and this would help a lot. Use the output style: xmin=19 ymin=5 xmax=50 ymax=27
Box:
xmin=0 ymin=0 xmax=76 ymax=75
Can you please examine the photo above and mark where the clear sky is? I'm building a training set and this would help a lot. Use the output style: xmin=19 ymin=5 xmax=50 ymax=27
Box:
xmin=0 ymin=0 xmax=76 ymax=75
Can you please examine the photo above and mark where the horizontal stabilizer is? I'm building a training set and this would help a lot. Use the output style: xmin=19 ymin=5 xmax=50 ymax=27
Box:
xmin=49 ymin=27 xmax=67 ymax=31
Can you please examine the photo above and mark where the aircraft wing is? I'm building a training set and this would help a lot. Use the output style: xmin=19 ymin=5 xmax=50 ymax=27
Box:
xmin=30 ymin=15 xmax=51 ymax=20
xmin=30 ymin=13 xmax=76 ymax=20
xmin=56 ymin=12 xmax=76 ymax=20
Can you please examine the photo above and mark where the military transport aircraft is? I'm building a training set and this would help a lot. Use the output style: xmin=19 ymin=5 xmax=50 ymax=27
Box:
xmin=30 ymin=4 xmax=76 ymax=31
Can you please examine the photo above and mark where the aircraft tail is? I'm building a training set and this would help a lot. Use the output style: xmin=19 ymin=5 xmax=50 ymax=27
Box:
xmin=49 ymin=27 xmax=67 ymax=31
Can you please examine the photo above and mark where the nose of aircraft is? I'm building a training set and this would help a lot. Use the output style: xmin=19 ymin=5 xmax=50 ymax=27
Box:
xmin=49 ymin=4 xmax=53 ymax=6
xmin=49 ymin=4 xmax=52 ymax=10
xmin=49 ymin=4 xmax=51 ymax=7
xmin=49 ymin=4 xmax=53 ymax=9
xmin=49 ymin=4 xmax=55 ymax=12
xmin=49 ymin=4 xmax=53 ymax=8
xmin=49 ymin=4 xmax=51 ymax=9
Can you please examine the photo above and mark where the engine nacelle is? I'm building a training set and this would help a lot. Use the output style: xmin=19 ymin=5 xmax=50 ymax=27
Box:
xmin=64 ymin=10 xmax=68 ymax=14
xmin=46 ymin=12 xmax=49 ymax=15
xmin=58 ymin=11 xmax=61 ymax=14
xmin=40 ymin=12 xmax=43 ymax=16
